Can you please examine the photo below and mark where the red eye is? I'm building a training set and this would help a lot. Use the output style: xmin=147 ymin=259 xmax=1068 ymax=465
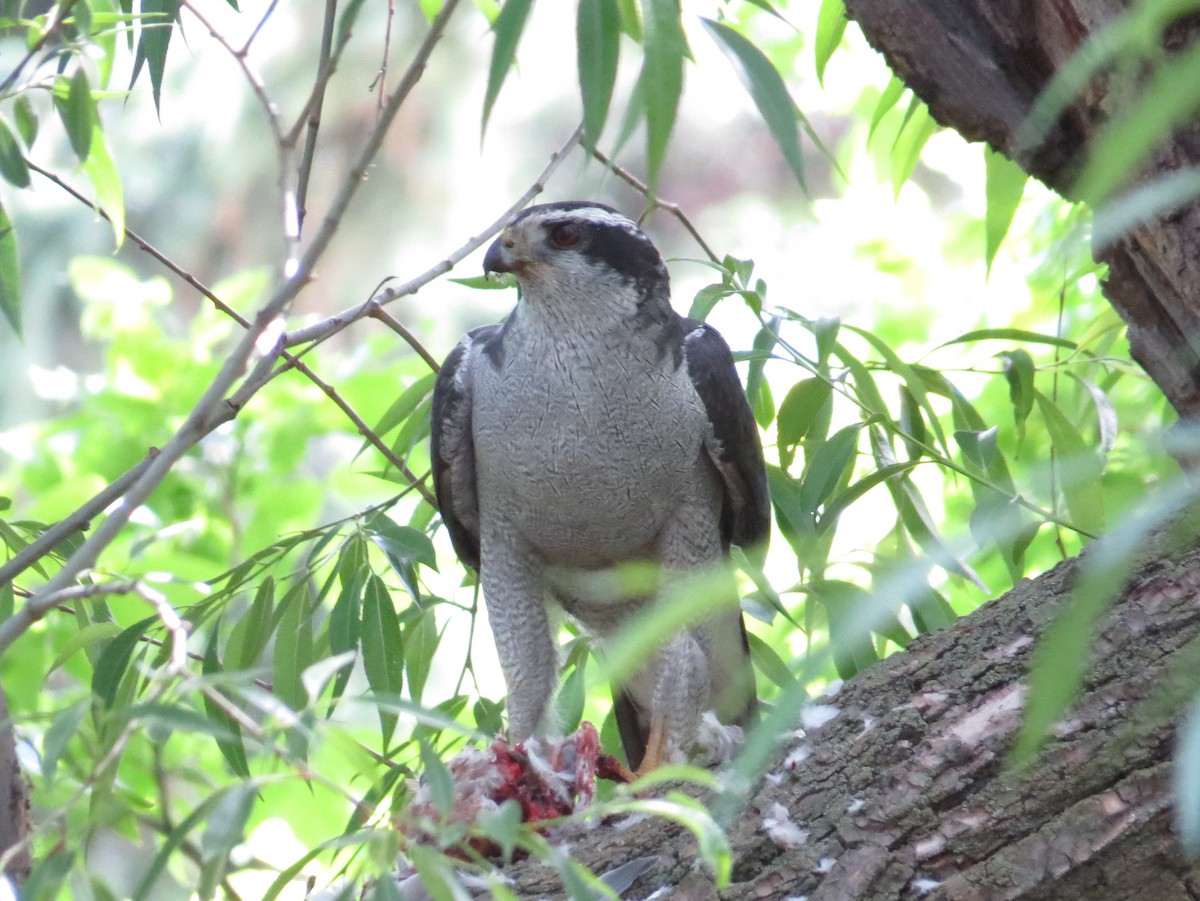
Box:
xmin=549 ymin=222 xmax=582 ymax=248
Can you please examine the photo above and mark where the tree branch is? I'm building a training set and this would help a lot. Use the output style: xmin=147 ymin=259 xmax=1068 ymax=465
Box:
xmin=8 ymin=0 xmax=465 ymax=651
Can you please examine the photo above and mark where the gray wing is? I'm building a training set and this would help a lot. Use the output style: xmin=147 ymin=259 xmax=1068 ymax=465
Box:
xmin=682 ymin=321 xmax=771 ymax=549
xmin=431 ymin=325 xmax=501 ymax=570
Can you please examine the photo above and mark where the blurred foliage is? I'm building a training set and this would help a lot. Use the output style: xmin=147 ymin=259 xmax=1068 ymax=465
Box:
xmin=0 ymin=0 xmax=1194 ymax=896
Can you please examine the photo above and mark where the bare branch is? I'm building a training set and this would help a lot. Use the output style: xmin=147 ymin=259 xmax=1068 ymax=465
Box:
xmin=0 ymin=450 xmax=156 ymax=589
xmin=294 ymin=0 xmax=339 ymax=231
xmin=285 ymin=123 xmax=584 ymax=350
xmin=590 ymin=147 xmax=721 ymax=264
xmin=12 ymin=0 xmax=465 ymax=650
xmin=370 ymin=306 xmax=441 ymax=373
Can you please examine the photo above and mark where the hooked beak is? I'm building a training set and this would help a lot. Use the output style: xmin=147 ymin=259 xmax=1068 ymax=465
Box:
xmin=483 ymin=233 xmax=522 ymax=276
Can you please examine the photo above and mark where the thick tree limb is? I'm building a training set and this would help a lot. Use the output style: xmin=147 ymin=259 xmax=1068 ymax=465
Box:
xmin=491 ymin=528 xmax=1200 ymax=899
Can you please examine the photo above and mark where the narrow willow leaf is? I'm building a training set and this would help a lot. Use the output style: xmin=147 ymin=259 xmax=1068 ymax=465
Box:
xmin=776 ymin=378 xmax=833 ymax=468
xmin=557 ymin=656 xmax=587 ymax=732
xmin=1069 ymin=374 xmax=1119 ymax=457
xmin=1176 ymin=695 xmax=1200 ymax=856
xmin=813 ymin=0 xmax=846 ymax=86
xmin=274 ymin=583 xmax=314 ymax=713
xmin=0 ymin=119 xmax=29 ymax=187
xmin=59 ymin=67 xmax=95 ymax=160
xmin=641 ymin=0 xmax=687 ymax=189
xmin=481 ymin=0 xmax=536 ymax=136
xmin=1013 ymin=482 xmax=1192 ymax=768
xmin=42 ymin=699 xmax=88 ymax=785
xmin=13 ymin=95 xmax=37 ymax=147
xmin=92 ymin=615 xmax=155 ymax=709
xmin=229 ymin=577 xmax=275 ymax=670
xmin=1093 ymin=167 xmax=1200 ymax=250
xmin=365 ymin=373 xmax=437 ymax=446
xmin=417 ymin=739 xmax=454 ymax=818
xmin=997 ymin=349 xmax=1035 ymax=435
xmin=746 ymin=631 xmax=796 ymax=689
xmin=616 ymin=0 xmax=640 ymax=41
xmin=131 ymin=0 xmax=181 ymax=113
xmin=132 ymin=792 xmax=226 ymax=901
xmin=82 ymin=124 xmax=125 ymax=248
xmin=800 ymin=423 xmax=861 ymax=514
xmin=934 ymin=328 xmax=1077 ymax=352
xmin=701 ymin=18 xmax=805 ymax=190
xmin=328 ymin=542 xmax=365 ymax=712
xmin=404 ymin=608 xmax=439 ymax=704
xmin=744 ymin=315 xmax=778 ymax=428
xmin=577 ymin=0 xmax=619 ymax=149
xmin=891 ymin=100 xmax=937 ymax=197
xmin=49 ymin=622 xmax=123 ymax=674
xmin=367 ymin=512 xmax=437 ymax=571
xmin=1074 ymin=41 xmax=1200 ymax=204
xmin=1035 ymin=390 xmax=1105 ymax=534
xmin=202 ymin=622 xmax=250 ymax=779
xmin=984 ymin=147 xmax=1026 ymax=274
xmin=362 ymin=575 xmax=404 ymax=747
xmin=868 ymin=75 xmax=905 ymax=143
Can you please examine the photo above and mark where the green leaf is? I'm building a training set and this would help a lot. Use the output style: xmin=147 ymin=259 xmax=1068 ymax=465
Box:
xmin=868 ymin=75 xmax=905 ymax=143
xmin=327 ymin=539 xmax=366 ymax=713
xmin=481 ymin=0 xmax=536 ymax=136
xmin=1073 ymin=41 xmax=1200 ymax=204
xmin=746 ymin=631 xmax=796 ymax=690
xmin=776 ymin=378 xmax=833 ymax=469
xmin=82 ymin=124 xmax=125 ymax=248
xmin=58 ymin=68 xmax=95 ymax=161
xmin=131 ymin=0 xmax=181 ymax=113
xmin=701 ymin=19 xmax=805 ymax=191
xmin=891 ymin=98 xmax=937 ymax=197
xmin=997 ymin=349 xmax=1035 ymax=436
xmin=365 ymin=373 xmax=437 ymax=444
xmin=404 ymin=608 xmax=439 ymax=704
xmin=813 ymin=0 xmax=846 ymax=86
xmin=1013 ymin=483 xmax=1191 ymax=768
xmin=202 ymin=622 xmax=251 ymax=779
xmin=1176 ymin=695 xmax=1200 ymax=856
xmin=934 ymin=327 xmax=1077 ymax=353
xmin=1093 ymin=167 xmax=1200 ymax=250
xmin=0 ymin=118 xmax=29 ymax=187
xmin=577 ymin=0 xmax=619 ymax=149
xmin=367 ymin=513 xmax=437 ymax=571
xmin=227 ymin=576 xmax=275 ymax=670
xmin=641 ymin=0 xmax=687 ymax=188
xmin=13 ymin=94 xmax=37 ymax=147
xmin=132 ymin=792 xmax=226 ymax=901
xmin=49 ymin=622 xmax=123 ymax=674
xmin=274 ymin=583 xmax=314 ymax=714
xmin=417 ymin=739 xmax=454 ymax=818
xmin=1035 ymin=390 xmax=1105 ymax=534
xmin=362 ymin=575 xmax=404 ymax=747
xmin=800 ymin=423 xmax=861 ymax=514
xmin=984 ymin=147 xmax=1026 ymax=274
xmin=557 ymin=655 xmax=587 ymax=732
xmin=92 ymin=615 xmax=155 ymax=709
xmin=42 ymin=699 xmax=87 ymax=786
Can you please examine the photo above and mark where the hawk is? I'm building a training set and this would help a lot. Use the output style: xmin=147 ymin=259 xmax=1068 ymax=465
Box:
xmin=431 ymin=201 xmax=770 ymax=775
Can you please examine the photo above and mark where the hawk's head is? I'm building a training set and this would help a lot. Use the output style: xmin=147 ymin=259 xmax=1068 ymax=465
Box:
xmin=483 ymin=202 xmax=669 ymax=313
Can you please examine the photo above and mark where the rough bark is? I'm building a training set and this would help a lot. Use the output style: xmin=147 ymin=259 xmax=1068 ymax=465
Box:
xmin=843 ymin=0 xmax=1200 ymax=423
xmin=0 ymin=678 xmax=30 ymax=884
xmin=492 ymin=527 xmax=1200 ymax=900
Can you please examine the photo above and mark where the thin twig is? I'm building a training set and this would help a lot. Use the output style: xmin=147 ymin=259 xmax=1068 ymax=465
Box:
xmin=240 ymin=0 xmax=283 ymax=55
xmin=294 ymin=0 xmax=339 ymax=232
xmin=375 ymin=0 xmax=396 ymax=117
xmin=11 ymin=0 xmax=465 ymax=654
xmin=590 ymin=147 xmax=721 ymax=264
xmin=0 ymin=0 xmax=77 ymax=97
xmin=0 ymin=451 xmax=156 ymax=589
xmin=285 ymin=124 xmax=584 ymax=351
xmin=180 ymin=0 xmax=300 ymax=273
xmin=370 ymin=307 xmax=441 ymax=372
xmin=26 ymin=160 xmax=437 ymax=513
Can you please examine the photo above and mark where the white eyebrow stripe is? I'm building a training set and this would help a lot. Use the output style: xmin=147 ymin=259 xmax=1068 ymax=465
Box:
xmin=525 ymin=207 xmax=643 ymax=235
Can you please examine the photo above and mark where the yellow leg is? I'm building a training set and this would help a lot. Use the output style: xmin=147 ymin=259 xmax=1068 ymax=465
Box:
xmin=635 ymin=714 xmax=667 ymax=779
